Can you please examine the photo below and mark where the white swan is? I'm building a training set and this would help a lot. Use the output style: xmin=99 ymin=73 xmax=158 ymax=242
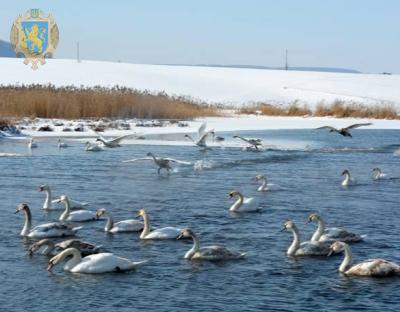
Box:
xmin=28 ymin=138 xmax=37 ymax=149
xmin=85 ymin=141 xmax=103 ymax=152
xmin=307 ymin=213 xmax=364 ymax=243
xmin=341 ymin=169 xmax=355 ymax=186
xmin=96 ymin=208 xmax=143 ymax=233
xmin=177 ymin=228 xmax=246 ymax=261
xmin=15 ymin=203 xmax=81 ymax=238
xmin=137 ymin=208 xmax=182 ymax=239
xmin=184 ymin=122 xmax=214 ymax=148
xmin=28 ymin=238 xmax=102 ymax=257
xmin=329 ymin=241 xmax=400 ymax=277
xmin=372 ymin=167 xmax=386 ymax=180
xmin=39 ymin=184 xmax=89 ymax=210
xmin=281 ymin=221 xmax=331 ymax=256
xmin=123 ymin=152 xmax=192 ymax=174
xmin=59 ymin=195 xmax=98 ymax=222
xmin=255 ymin=175 xmax=269 ymax=192
xmin=95 ymin=132 xmax=137 ymax=148
xmin=47 ymin=248 xmax=146 ymax=273
xmin=228 ymin=191 xmax=259 ymax=212
xmin=58 ymin=139 xmax=68 ymax=148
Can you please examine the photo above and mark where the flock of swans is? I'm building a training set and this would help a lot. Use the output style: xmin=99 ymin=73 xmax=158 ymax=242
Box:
xmin=16 ymin=121 xmax=400 ymax=277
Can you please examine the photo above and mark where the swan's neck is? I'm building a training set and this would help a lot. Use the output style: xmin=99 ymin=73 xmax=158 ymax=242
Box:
xmin=339 ymin=244 xmax=353 ymax=273
xmin=62 ymin=249 xmax=82 ymax=271
xmin=342 ymin=173 xmax=351 ymax=185
xmin=311 ymin=218 xmax=326 ymax=241
xmin=59 ymin=199 xmax=71 ymax=221
xmin=20 ymin=208 xmax=32 ymax=236
xmin=140 ymin=213 xmax=151 ymax=238
xmin=230 ymin=193 xmax=244 ymax=211
xmin=104 ymin=211 xmax=114 ymax=232
xmin=287 ymin=227 xmax=300 ymax=256
xmin=185 ymin=233 xmax=200 ymax=259
xmin=258 ymin=178 xmax=267 ymax=191
xmin=43 ymin=189 xmax=52 ymax=209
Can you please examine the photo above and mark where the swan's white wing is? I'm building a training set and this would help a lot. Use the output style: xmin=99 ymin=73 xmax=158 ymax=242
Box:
xmin=163 ymin=158 xmax=192 ymax=165
xmin=111 ymin=220 xmax=143 ymax=232
xmin=320 ymin=227 xmax=363 ymax=242
xmin=70 ymin=253 xmax=144 ymax=273
xmin=123 ymin=157 xmax=153 ymax=163
xmin=243 ymin=197 xmax=254 ymax=204
xmin=67 ymin=210 xmax=97 ymax=222
xmin=344 ymin=123 xmax=373 ymax=130
xmin=198 ymin=122 xmax=207 ymax=138
xmin=346 ymin=259 xmax=400 ymax=276
xmin=109 ymin=133 xmax=138 ymax=144
xmin=29 ymin=222 xmax=79 ymax=238
xmin=197 ymin=129 xmax=214 ymax=145
xmin=144 ymin=227 xmax=181 ymax=239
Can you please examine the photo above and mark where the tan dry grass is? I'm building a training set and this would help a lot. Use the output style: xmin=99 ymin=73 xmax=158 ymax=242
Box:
xmin=239 ymin=100 xmax=399 ymax=119
xmin=0 ymin=85 xmax=220 ymax=119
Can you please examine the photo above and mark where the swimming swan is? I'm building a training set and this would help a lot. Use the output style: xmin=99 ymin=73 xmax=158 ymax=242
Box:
xmin=96 ymin=208 xmax=143 ymax=233
xmin=329 ymin=241 xmax=400 ymax=277
xmin=137 ymin=208 xmax=182 ymax=239
xmin=307 ymin=213 xmax=364 ymax=243
xmin=123 ymin=152 xmax=192 ymax=174
xmin=28 ymin=138 xmax=37 ymax=149
xmin=281 ymin=221 xmax=332 ymax=256
xmin=39 ymin=184 xmax=89 ymax=210
xmin=15 ymin=203 xmax=81 ymax=238
xmin=28 ymin=238 xmax=102 ymax=257
xmin=59 ymin=195 xmax=98 ymax=222
xmin=229 ymin=191 xmax=259 ymax=212
xmin=341 ymin=169 xmax=355 ymax=186
xmin=47 ymin=248 xmax=146 ymax=273
xmin=58 ymin=139 xmax=68 ymax=148
xmin=255 ymin=175 xmax=269 ymax=192
xmin=177 ymin=228 xmax=246 ymax=261
xmin=372 ymin=167 xmax=386 ymax=180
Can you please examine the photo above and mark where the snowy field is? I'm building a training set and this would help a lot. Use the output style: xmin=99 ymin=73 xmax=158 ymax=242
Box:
xmin=0 ymin=58 xmax=399 ymax=107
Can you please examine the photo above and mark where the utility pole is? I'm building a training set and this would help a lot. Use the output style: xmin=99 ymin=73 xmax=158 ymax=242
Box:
xmin=77 ymin=41 xmax=80 ymax=63
xmin=285 ymin=49 xmax=288 ymax=71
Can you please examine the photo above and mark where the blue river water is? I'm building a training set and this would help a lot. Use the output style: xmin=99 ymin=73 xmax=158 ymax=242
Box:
xmin=0 ymin=129 xmax=399 ymax=312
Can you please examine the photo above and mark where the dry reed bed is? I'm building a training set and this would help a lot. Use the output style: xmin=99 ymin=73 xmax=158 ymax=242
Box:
xmin=239 ymin=100 xmax=399 ymax=119
xmin=0 ymin=84 xmax=220 ymax=119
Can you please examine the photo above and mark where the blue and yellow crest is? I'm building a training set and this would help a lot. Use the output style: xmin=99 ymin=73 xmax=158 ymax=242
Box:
xmin=10 ymin=9 xmax=59 ymax=70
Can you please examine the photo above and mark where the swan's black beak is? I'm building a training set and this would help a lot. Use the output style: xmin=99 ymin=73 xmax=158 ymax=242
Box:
xmin=176 ymin=233 xmax=184 ymax=240
xmin=280 ymin=227 xmax=286 ymax=232
xmin=327 ymin=248 xmax=334 ymax=257
xmin=14 ymin=210 xmax=20 ymax=214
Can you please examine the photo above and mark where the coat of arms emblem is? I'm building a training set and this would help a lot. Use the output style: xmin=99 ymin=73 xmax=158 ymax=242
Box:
xmin=10 ymin=9 xmax=59 ymax=70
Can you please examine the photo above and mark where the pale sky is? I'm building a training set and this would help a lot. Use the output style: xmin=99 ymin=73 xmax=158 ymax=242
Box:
xmin=1 ymin=0 xmax=399 ymax=73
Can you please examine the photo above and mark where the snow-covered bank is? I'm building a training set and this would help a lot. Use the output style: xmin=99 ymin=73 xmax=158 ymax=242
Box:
xmin=4 ymin=115 xmax=399 ymax=140
xmin=0 ymin=58 xmax=399 ymax=107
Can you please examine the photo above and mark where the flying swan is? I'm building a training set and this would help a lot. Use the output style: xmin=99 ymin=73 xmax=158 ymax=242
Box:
xmin=184 ymin=122 xmax=214 ymax=148
xmin=316 ymin=123 xmax=372 ymax=137
xmin=123 ymin=152 xmax=192 ymax=174
xmin=95 ymin=132 xmax=138 ymax=148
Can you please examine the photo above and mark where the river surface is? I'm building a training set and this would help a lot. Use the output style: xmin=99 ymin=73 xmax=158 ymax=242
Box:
xmin=1 ymin=129 xmax=399 ymax=312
